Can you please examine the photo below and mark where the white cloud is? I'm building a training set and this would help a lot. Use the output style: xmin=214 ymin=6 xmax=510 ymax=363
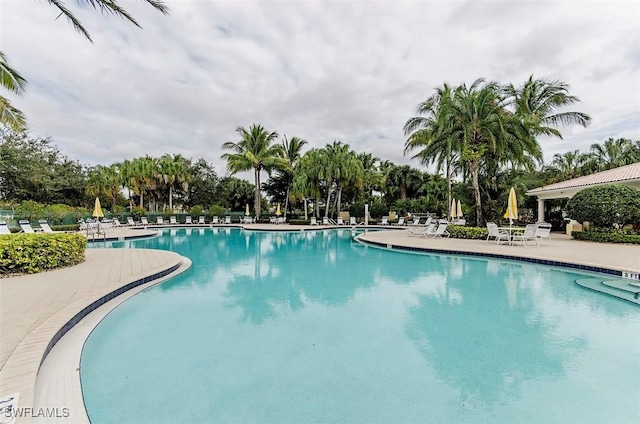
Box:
xmin=2 ymin=0 xmax=639 ymax=178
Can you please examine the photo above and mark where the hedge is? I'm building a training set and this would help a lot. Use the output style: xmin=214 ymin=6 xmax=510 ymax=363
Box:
xmin=0 ymin=233 xmax=87 ymax=275
xmin=447 ymin=225 xmax=489 ymax=240
xmin=572 ymin=229 xmax=640 ymax=245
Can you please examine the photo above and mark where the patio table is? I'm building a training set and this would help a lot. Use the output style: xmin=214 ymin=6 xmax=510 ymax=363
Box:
xmin=498 ymin=226 xmax=525 ymax=246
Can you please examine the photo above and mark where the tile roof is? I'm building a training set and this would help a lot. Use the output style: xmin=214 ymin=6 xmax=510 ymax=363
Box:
xmin=528 ymin=162 xmax=640 ymax=193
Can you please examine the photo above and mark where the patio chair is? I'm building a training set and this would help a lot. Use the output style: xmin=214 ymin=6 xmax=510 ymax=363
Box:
xmin=511 ymin=224 xmax=539 ymax=247
xmin=349 ymin=217 xmax=356 ymax=225
xmin=408 ymin=217 xmax=421 ymax=226
xmin=337 ymin=217 xmax=344 ymax=225
xmin=185 ymin=216 xmax=192 ymax=224
xmin=535 ymin=222 xmax=552 ymax=243
xmin=322 ymin=217 xmax=329 ymax=225
xmin=0 ymin=221 xmax=11 ymax=235
xmin=409 ymin=222 xmax=435 ymax=237
xmin=394 ymin=217 xmax=405 ymax=226
xmin=225 ymin=216 xmax=231 ymax=224
xmin=126 ymin=216 xmax=136 ymax=226
xmin=169 ymin=216 xmax=177 ymax=225
xmin=270 ymin=216 xmax=278 ymax=224
xmin=198 ymin=216 xmax=206 ymax=224
xmin=486 ymin=222 xmax=510 ymax=245
xmin=211 ymin=216 xmax=219 ymax=224
xmin=432 ymin=223 xmax=450 ymax=238
xmin=19 ymin=220 xmax=36 ymax=233
xmin=38 ymin=219 xmax=55 ymax=233
xmin=141 ymin=216 xmax=149 ymax=226
xmin=310 ymin=217 xmax=318 ymax=226
xmin=156 ymin=216 xmax=164 ymax=225
xmin=380 ymin=216 xmax=389 ymax=225
xmin=454 ymin=218 xmax=466 ymax=226
xmin=111 ymin=218 xmax=123 ymax=227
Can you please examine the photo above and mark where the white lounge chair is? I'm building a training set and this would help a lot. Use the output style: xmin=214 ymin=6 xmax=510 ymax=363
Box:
xmin=432 ymin=223 xmax=450 ymax=238
xmin=408 ymin=218 xmax=422 ymax=226
xmin=536 ymin=222 xmax=552 ymax=243
xmin=169 ymin=216 xmax=177 ymax=225
xmin=141 ymin=216 xmax=149 ymax=225
xmin=185 ymin=216 xmax=192 ymax=224
xmin=38 ymin=219 xmax=55 ymax=233
xmin=411 ymin=222 xmax=435 ymax=237
xmin=349 ymin=217 xmax=356 ymax=225
xmin=486 ymin=222 xmax=509 ymax=244
xmin=224 ymin=216 xmax=231 ymax=224
xmin=211 ymin=216 xmax=219 ymax=224
xmin=0 ymin=221 xmax=11 ymax=235
xmin=19 ymin=220 xmax=36 ymax=233
xmin=394 ymin=217 xmax=405 ymax=226
xmin=310 ymin=217 xmax=318 ymax=226
xmin=337 ymin=217 xmax=344 ymax=225
xmin=322 ymin=217 xmax=329 ymax=225
xmin=380 ymin=216 xmax=389 ymax=225
xmin=156 ymin=216 xmax=164 ymax=225
xmin=511 ymin=224 xmax=539 ymax=247
xmin=126 ymin=216 xmax=136 ymax=226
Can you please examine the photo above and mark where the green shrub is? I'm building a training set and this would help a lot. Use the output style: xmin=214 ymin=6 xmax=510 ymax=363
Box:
xmin=565 ymin=184 xmax=640 ymax=228
xmin=44 ymin=203 xmax=74 ymax=224
xmin=572 ymin=228 xmax=640 ymax=244
xmin=51 ymin=224 xmax=80 ymax=232
xmin=447 ymin=225 xmax=489 ymax=239
xmin=189 ymin=205 xmax=205 ymax=218
xmin=111 ymin=205 xmax=126 ymax=216
xmin=15 ymin=200 xmax=46 ymax=221
xmin=369 ymin=202 xmax=389 ymax=219
xmin=0 ymin=233 xmax=87 ymax=275
xmin=208 ymin=204 xmax=226 ymax=217
xmin=131 ymin=206 xmax=146 ymax=221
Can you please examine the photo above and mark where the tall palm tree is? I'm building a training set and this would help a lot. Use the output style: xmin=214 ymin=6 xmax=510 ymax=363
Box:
xmin=0 ymin=52 xmax=27 ymax=130
xmin=589 ymin=137 xmax=638 ymax=171
xmin=505 ymin=75 xmax=591 ymax=137
xmin=549 ymin=150 xmax=591 ymax=181
xmin=157 ymin=154 xmax=190 ymax=211
xmin=86 ymin=164 xmax=121 ymax=208
xmin=357 ymin=152 xmax=381 ymax=199
xmin=278 ymin=135 xmax=307 ymax=216
xmin=221 ymin=124 xmax=288 ymax=219
xmin=448 ymin=79 xmax=537 ymax=225
xmin=293 ymin=149 xmax=325 ymax=219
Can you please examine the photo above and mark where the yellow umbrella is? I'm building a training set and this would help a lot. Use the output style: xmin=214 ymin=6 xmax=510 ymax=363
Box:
xmin=92 ymin=197 xmax=104 ymax=219
xmin=275 ymin=204 xmax=281 ymax=216
xmin=450 ymin=198 xmax=457 ymax=220
xmin=245 ymin=204 xmax=250 ymax=216
xmin=503 ymin=187 xmax=518 ymax=225
xmin=457 ymin=199 xmax=463 ymax=218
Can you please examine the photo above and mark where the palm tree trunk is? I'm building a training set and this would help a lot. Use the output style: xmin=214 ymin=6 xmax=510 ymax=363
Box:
xmin=336 ymin=186 xmax=343 ymax=218
xmin=470 ymin=161 xmax=483 ymax=226
xmin=254 ymin=167 xmax=261 ymax=219
xmin=315 ymin=196 xmax=320 ymax=217
xmin=284 ymin=177 xmax=291 ymax=217
xmin=324 ymin=179 xmax=332 ymax=218
xmin=139 ymin=190 xmax=144 ymax=208
xmin=303 ymin=198 xmax=308 ymax=220
xmin=446 ymin=149 xmax=451 ymax=221
xmin=169 ymin=185 xmax=173 ymax=211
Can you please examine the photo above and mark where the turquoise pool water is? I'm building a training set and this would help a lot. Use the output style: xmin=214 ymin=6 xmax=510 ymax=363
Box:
xmin=81 ymin=228 xmax=640 ymax=423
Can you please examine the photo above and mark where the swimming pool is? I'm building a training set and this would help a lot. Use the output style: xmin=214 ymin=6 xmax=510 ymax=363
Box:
xmin=81 ymin=228 xmax=640 ymax=423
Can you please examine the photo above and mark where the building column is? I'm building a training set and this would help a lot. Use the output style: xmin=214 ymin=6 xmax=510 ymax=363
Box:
xmin=537 ymin=198 xmax=545 ymax=223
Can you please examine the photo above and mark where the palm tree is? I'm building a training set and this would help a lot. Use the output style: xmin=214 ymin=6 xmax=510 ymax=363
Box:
xmin=157 ymin=154 xmax=190 ymax=211
xmin=589 ymin=137 xmax=639 ymax=171
xmin=86 ymin=164 xmax=121 ymax=208
xmin=357 ymin=152 xmax=382 ymax=199
xmin=448 ymin=79 xmax=537 ymax=225
xmin=549 ymin=150 xmax=591 ymax=181
xmin=384 ymin=165 xmax=423 ymax=202
xmin=44 ymin=0 xmax=169 ymax=42
xmin=221 ymin=124 xmax=288 ymax=219
xmin=130 ymin=156 xmax=157 ymax=210
xmin=0 ymin=52 xmax=27 ymax=130
xmin=278 ymin=135 xmax=307 ymax=216
xmin=505 ymin=75 xmax=591 ymax=137
xmin=293 ymin=149 xmax=325 ymax=219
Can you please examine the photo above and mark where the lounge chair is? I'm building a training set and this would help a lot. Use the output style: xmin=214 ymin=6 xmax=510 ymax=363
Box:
xmin=380 ymin=216 xmax=389 ymax=225
xmin=169 ymin=216 xmax=177 ymax=225
xmin=310 ymin=217 xmax=318 ymax=226
xmin=432 ymin=223 xmax=450 ymax=238
xmin=38 ymin=219 xmax=55 ymax=233
xmin=270 ymin=216 xmax=278 ymax=224
xmin=141 ymin=216 xmax=149 ymax=225
xmin=198 ymin=216 xmax=206 ymax=224
xmin=111 ymin=218 xmax=123 ymax=227
xmin=277 ymin=217 xmax=285 ymax=224
xmin=535 ymin=222 xmax=552 ymax=243
xmin=156 ymin=216 xmax=164 ymax=225
xmin=126 ymin=216 xmax=136 ymax=226
xmin=211 ymin=216 xmax=219 ymax=224
xmin=511 ymin=224 xmax=539 ymax=247
xmin=486 ymin=222 xmax=510 ymax=244
xmin=337 ymin=217 xmax=344 ymax=225
xmin=0 ymin=221 xmax=11 ymax=235
xmin=394 ymin=217 xmax=405 ymax=226
xmin=322 ymin=217 xmax=329 ymax=225
xmin=19 ymin=220 xmax=36 ymax=233
xmin=224 ymin=216 xmax=231 ymax=224
xmin=454 ymin=218 xmax=466 ymax=226
xmin=349 ymin=217 xmax=356 ymax=225
xmin=408 ymin=218 xmax=422 ymax=226
xmin=185 ymin=216 xmax=192 ymax=224
xmin=411 ymin=222 xmax=435 ymax=237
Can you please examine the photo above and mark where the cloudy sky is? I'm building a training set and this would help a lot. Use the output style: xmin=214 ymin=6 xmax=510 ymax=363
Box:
xmin=2 ymin=0 xmax=639 ymax=179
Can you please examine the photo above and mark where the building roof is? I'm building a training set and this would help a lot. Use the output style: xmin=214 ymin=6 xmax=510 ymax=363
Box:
xmin=527 ymin=162 xmax=640 ymax=199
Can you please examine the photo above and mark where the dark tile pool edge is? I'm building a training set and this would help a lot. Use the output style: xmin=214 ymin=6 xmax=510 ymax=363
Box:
xmin=39 ymin=261 xmax=184 ymax=367
xmin=356 ymin=238 xmax=623 ymax=278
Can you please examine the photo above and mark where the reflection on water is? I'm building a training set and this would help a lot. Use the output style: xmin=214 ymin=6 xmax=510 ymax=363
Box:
xmin=84 ymin=229 xmax=640 ymax=424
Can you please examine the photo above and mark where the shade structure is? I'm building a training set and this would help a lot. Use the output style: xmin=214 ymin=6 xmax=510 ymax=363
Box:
xmin=450 ymin=198 xmax=457 ymax=219
xmin=245 ymin=204 xmax=250 ymax=216
xmin=92 ymin=197 xmax=104 ymax=219
xmin=275 ymin=204 xmax=281 ymax=216
xmin=456 ymin=199 xmax=463 ymax=218
xmin=503 ymin=187 xmax=518 ymax=225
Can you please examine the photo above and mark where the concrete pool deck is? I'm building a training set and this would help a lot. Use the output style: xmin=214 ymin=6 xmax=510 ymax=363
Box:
xmin=1 ymin=225 xmax=639 ymax=422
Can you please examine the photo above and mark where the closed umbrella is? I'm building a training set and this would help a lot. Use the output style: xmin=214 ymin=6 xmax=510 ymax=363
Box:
xmin=457 ymin=199 xmax=463 ymax=218
xmin=503 ymin=187 xmax=518 ymax=226
xmin=245 ymin=204 xmax=250 ymax=216
xmin=450 ymin=198 xmax=457 ymax=221
xmin=275 ymin=204 xmax=281 ymax=216
xmin=92 ymin=197 xmax=104 ymax=220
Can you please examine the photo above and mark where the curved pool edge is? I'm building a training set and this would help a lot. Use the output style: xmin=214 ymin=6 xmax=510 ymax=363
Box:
xmin=0 ymin=250 xmax=191 ymax=424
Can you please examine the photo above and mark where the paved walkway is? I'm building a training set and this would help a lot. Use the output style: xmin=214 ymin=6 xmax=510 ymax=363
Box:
xmin=0 ymin=248 xmax=189 ymax=423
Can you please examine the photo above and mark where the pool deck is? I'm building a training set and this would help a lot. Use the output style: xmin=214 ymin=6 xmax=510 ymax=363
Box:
xmin=1 ymin=224 xmax=639 ymax=423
